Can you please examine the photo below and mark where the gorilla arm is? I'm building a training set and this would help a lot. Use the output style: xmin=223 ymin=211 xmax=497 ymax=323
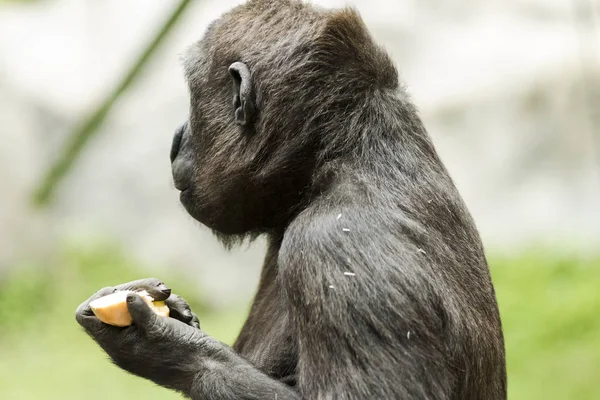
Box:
xmin=185 ymin=343 xmax=300 ymax=400
xmin=278 ymin=204 xmax=454 ymax=400
xmin=75 ymin=213 xmax=451 ymax=400
xmin=191 ymin=205 xmax=453 ymax=400
xmin=76 ymin=280 xmax=299 ymax=400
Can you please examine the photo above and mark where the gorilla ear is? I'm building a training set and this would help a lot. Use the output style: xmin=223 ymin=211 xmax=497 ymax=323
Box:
xmin=228 ymin=62 xmax=255 ymax=127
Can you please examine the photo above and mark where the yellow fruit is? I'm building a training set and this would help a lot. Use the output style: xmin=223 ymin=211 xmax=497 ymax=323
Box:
xmin=152 ymin=301 xmax=170 ymax=318
xmin=89 ymin=290 xmax=170 ymax=327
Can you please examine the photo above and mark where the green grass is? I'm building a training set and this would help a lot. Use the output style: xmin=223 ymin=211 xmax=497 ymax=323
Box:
xmin=0 ymin=245 xmax=598 ymax=399
xmin=492 ymin=252 xmax=600 ymax=399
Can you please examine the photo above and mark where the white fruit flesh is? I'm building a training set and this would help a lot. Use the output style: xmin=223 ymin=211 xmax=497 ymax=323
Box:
xmin=90 ymin=290 xmax=170 ymax=327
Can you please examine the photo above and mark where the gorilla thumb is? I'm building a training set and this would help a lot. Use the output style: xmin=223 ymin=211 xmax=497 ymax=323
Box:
xmin=126 ymin=293 xmax=160 ymax=334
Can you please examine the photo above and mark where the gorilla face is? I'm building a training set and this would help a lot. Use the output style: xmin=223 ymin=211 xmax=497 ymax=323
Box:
xmin=169 ymin=57 xmax=258 ymax=236
xmin=169 ymin=0 xmax=393 ymax=238
xmin=169 ymin=28 xmax=252 ymax=235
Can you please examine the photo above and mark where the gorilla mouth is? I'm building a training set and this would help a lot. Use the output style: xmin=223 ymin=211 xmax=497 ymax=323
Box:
xmin=174 ymin=182 xmax=188 ymax=193
xmin=178 ymin=186 xmax=190 ymax=199
xmin=171 ymin=160 xmax=192 ymax=193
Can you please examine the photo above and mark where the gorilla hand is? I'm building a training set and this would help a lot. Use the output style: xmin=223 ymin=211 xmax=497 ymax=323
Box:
xmin=75 ymin=278 xmax=208 ymax=394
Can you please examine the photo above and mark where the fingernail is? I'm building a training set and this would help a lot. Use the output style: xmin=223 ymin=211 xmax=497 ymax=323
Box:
xmin=157 ymin=284 xmax=171 ymax=295
xmin=126 ymin=293 xmax=137 ymax=303
xmin=184 ymin=309 xmax=192 ymax=318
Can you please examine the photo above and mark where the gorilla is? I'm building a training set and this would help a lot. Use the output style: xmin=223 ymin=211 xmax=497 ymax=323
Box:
xmin=76 ymin=1 xmax=507 ymax=399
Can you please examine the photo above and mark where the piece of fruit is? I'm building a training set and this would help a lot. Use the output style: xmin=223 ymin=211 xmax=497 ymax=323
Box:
xmin=89 ymin=290 xmax=170 ymax=327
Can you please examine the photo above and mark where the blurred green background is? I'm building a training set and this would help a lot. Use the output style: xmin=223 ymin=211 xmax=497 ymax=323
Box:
xmin=1 ymin=0 xmax=599 ymax=399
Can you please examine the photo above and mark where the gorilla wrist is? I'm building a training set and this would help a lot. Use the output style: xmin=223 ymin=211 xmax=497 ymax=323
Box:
xmin=180 ymin=339 xmax=300 ymax=400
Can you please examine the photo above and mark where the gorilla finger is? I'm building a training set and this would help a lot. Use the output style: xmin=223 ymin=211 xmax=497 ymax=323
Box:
xmin=115 ymin=278 xmax=171 ymax=301
xmin=76 ymin=312 xmax=116 ymax=335
xmin=126 ymin=293 xmax=162 ymax=336
xmin=165 ymin=295 xmax=194 ymax=323
xmin=190 ymin=314 xmax=201 ymax=329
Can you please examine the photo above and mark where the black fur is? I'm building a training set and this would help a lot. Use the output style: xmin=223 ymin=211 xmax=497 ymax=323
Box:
xmin=173 ymin=0 xmax=506 ymax=398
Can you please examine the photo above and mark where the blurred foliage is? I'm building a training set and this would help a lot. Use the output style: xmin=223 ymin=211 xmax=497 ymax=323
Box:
xmin=0 ymin=245 xmax=599 ymax=399
xmin=491 ymin=251 xmax=600 ymax=400
xmin=0 ymin=243 xmax=248 ymax=399
xmin=0 ymin=243 xmax=213 ymax=336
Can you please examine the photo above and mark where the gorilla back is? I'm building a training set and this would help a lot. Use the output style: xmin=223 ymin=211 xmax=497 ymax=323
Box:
xmin=170 ymin=1 xmax=507 ymax=399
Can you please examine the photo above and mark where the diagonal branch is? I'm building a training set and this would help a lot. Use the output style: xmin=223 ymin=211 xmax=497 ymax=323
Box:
xmin=33 ymin=0 xmax=194 ymax=206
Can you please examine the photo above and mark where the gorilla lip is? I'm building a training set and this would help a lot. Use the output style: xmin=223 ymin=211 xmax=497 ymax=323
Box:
xmin=172 ymin=166 xmax=189 ymax=192
xmin=172 ymin=173 xmax=189 ymax=193
xmin=171 ymin=160 xmax=191 ymax=193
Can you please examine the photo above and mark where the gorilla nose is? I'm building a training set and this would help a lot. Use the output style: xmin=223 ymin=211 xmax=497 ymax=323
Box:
xmin=170 ymin=123 xmax=186 ymax=163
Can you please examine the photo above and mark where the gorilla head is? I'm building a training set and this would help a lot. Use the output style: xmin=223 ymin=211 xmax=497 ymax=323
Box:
xmin=170 ymin=0 xmax=396 ymax=239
